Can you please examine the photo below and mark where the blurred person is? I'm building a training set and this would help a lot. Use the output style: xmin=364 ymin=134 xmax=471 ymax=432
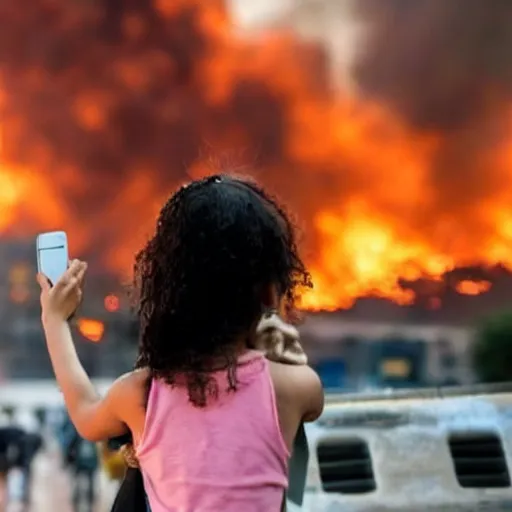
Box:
xmin=72 ymin=437 xmax=99 ymax=512
xmin=0 ymin=424 xmax=25 ymax=509
xmin=37 ymin=174 xmax=324 ymax=512
xmin=60 ymin=413 xmax=99 ymax=512
xmin=0 ymin=426 xmax=12 ymax=508
xmin=59 ymin=411 xmax=78 ymax=468
xmin=9 ymin=410 xmax=43 ymax=507
xmin=0 ymin=423 xmax=10 ymax=480
xmin=0 ymin=413 xmax=10 ymax=509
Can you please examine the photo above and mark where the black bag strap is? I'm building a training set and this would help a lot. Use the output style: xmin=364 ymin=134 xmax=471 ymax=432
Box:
xmin=110 ymin=467 xmax=147 ymax=512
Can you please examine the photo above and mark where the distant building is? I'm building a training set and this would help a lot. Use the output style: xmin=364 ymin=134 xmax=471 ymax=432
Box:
xmin=0 ymin=238 xmax=137 ymax=379
xmin=2 ymin=235 xmax=510 ymax=385
xmin=300 ymin=311 xmax=474 ymax=391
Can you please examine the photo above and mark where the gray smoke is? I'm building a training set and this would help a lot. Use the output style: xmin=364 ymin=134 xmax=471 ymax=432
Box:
xmin=352 ymin=0 xmax=512 ymax=247
xmin=353 ymin=0 xmax=512 ymax=130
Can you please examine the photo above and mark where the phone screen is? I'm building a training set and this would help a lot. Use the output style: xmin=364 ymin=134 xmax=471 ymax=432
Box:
xmin=38 ymin=245 xmax=68 ymax=286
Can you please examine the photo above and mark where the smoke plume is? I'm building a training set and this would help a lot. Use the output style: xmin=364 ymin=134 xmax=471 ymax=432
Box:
xmin=2 ymin=0 xmax=512 ymax=308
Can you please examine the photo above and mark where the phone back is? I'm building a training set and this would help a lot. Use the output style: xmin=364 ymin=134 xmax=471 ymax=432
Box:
xmin=36 ymin=231 xmax=68 ymax=285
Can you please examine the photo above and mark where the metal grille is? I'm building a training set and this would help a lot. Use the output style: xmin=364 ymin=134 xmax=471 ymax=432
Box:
xmin=448 ymin=432 xmax=511 ymax=488
xmin=317 ymin=438 xmax=376 ymax=494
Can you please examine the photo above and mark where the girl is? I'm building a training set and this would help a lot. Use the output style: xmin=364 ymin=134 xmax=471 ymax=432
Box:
xmin=38 ymin=174 xmax=324 ymax=511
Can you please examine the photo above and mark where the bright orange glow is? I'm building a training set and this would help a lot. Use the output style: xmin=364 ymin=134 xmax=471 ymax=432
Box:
xmin=381 ymin=358 xmax=411 ymax=378
xmin=77 ymin=318 xmax=105 ymax=343
xmin=455 ymin=280 xmax=492 ymax=296
xmin=10 ymin=285 xmax=29 ymax=304
xmin=1 ymin=2 xmax=512 ymax=311
xmin=104 ymin=294 xmax=120 ymax=313
xmin=0 ymin=165 xmax=29 ymax=232
xmin=9 ymin=264 xmax=31 ymax=284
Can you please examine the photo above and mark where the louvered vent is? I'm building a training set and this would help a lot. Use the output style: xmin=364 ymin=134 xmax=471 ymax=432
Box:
xmin=317 ymin=439 xmax=376 ymax=494
xmin=448 ymin=432 xmax=510 ymax=488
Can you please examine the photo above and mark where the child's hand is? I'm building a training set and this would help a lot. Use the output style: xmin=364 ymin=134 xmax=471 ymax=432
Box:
xmin=37 ymin=259 xmax=87 ymax=323
xmin=255 ymin=313 xmax=308 ymax=365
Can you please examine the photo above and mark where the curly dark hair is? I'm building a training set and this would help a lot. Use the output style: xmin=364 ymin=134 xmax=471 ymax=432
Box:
xmin=134 ymin=174 xmax=311 ymax=406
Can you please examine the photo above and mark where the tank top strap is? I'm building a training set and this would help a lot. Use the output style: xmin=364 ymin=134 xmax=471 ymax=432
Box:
xmin=236 ymin=349 xmax=265 ymax=365
xmin=134 ymin=378 xmax=158 ymax=448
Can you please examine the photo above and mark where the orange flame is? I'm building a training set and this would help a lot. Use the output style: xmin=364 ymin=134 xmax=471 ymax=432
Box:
xmin=0 ymin=1 xmax=511 ymax=311
xmin=455 ymin=280 xmax=492 ymax=296
xmin=77 ymin=318 xmax=105 ymax=343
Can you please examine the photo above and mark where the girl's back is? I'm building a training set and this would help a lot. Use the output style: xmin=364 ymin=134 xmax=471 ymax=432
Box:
xmin=135 ymin=351 xmax=290 ymax=511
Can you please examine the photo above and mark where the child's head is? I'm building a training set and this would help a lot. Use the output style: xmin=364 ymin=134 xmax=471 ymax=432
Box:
xmin=134 ymin=174 xmax=311 ymax=405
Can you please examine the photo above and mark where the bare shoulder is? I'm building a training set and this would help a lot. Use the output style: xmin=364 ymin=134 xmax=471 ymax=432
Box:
xmin=109 ymin=368 xmax=150 ymax=410
xmin=268 ymin=361 xmax=325 ymax=422
xmin=268 ymin=361 xmax=321 ymax=388
xmin=116 ymin=368 xmax=150 ymax=386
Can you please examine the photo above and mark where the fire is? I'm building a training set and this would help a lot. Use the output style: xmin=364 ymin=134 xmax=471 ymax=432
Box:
xmin=104 ymin=294 xmax=120 ymax=313
xmin=455 ymin=280 xmax=492 ymax=296
xmin=0 ymin=169 xmax=25 ymax=232
xmin=0 ymin=1 xmax=511 ymax=310
xmin=77 ymin=318 xmax=105 ymax=343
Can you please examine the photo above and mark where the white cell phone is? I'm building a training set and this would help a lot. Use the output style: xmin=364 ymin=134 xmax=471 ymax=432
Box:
xmin=36 ymin=231 xmax=69 ymax=286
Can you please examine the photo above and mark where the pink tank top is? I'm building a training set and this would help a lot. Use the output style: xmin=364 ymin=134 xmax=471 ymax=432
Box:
xmin=135 ymin=350 xmax=290 ymax=511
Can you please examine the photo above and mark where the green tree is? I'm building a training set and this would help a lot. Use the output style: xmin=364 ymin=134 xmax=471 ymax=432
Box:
xmin=473 ymin=311 xmax=512 ymax=383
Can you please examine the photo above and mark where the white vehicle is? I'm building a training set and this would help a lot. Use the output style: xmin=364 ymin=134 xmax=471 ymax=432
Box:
xmin=290 ymin=383 xmax=512 ymax=511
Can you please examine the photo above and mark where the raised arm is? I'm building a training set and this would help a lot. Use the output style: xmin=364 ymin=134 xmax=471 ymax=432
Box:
xmin=37 ymin=260 xmax=130 ymax=441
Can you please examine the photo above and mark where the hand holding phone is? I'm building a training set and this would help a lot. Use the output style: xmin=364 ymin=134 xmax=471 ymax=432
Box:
xmin=36 ymin=231 xmax=86 ymax=321
xmin=37 ymin=259 xmax=87 ymax=322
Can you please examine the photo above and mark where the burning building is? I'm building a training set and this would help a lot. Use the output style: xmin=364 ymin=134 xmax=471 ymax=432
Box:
xmin=1 ymin=0 xmax=512 ymax=382
xmin=0 ymin=238 xmax=137 ymax=379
